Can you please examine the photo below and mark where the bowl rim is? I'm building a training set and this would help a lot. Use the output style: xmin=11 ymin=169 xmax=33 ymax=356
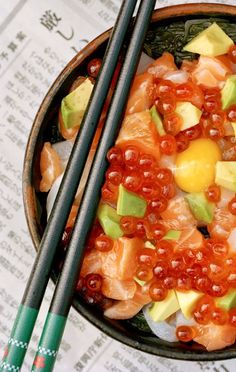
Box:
xmin=23 ymin=3 xmax=236 ymax=361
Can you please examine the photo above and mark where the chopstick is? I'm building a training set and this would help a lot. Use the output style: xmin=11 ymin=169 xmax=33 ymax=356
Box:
xmin=31 ymin=1 xmax=155 ymax=370
xmin=1 ymin=1 xmax=138 ymax=370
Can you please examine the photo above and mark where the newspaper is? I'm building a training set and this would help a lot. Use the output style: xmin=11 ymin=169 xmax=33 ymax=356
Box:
xmin=0 ymin=0 xmax=235 ymax=371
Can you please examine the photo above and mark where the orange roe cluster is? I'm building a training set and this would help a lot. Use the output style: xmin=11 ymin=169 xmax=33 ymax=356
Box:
xmin=78 ymin=145 xmax=236 ymax=316
xmin=103 ymin=145 xmax=175 ymax=219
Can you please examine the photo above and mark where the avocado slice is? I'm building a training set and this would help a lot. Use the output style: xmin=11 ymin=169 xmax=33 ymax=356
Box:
xmin=183 ymin=22 xmax=234 ymax=57
xmin=175 ymin=102 xmax=202 ymax=132
xmin=61 ymin=78 xmax=93 ymax=129
xmin=97 ymin=203 xmax=123 ymax=239
xmin=117 ymin=185 xmax=147 ymax=218
xmin=185 ymin=192 xmax=215 ymax=224
xmin=163 ymin=230 xmax=181 ymax=241
xmin=216 ymin=289 xmax=236 ymax=311
xmin=150 ymin=105 xmax=166 ymax=136
xmin=215 ymin=161 xmax=236 ymax=192
xmin=148 ymin=290 xmax=180 ymax=322
xmin=221 ymin=75 xmax=236 ymax=110
xmin=176 ymin=290 xmax=203 ymax=319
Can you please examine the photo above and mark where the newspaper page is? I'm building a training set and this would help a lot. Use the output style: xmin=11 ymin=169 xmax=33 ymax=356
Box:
xmin=0 ymin=0 xmax=235 ymax=371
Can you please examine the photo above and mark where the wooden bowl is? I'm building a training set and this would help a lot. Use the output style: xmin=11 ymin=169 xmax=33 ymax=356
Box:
xmin=23 ymin=4 xmax=236 ymax=361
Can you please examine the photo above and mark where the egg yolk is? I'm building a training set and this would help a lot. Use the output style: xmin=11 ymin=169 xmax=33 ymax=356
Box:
xmin=174 ymin=138 xmax=221 ymax=193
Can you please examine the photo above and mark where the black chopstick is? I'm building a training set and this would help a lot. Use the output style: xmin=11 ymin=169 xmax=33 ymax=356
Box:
xmin=0 ymin=1 xmax=138 ymax=370
xmin=31 ymin=1 xmax=156 ymax=370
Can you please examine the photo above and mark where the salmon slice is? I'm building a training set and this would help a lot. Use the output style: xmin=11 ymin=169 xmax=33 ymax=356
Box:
xmin=185 ymin=81 xmax=204 ymax=109
xmin=126 ymin=72 xmax=155 ymax=115
xmin=216 ymin=55 xmax=233 ymax=71
xmin=65 ymin=204 xmax=78 ymax=229
xmin=194 ymin=323 xmax=236 ymax=351
xmin=208 ymin=207 xmax=236 ymax=239
xmin=181 ymin=59 xmax=198 ymax=73
xmin=175 ymin=228 xmax=203 ymax=250
xmin=160 ymin=196 xmax=197 ymax=230
xmin=101 ymin=277 xmax=137 ymax=300
xmin=39 ymin=142 xmax=63 ymax=192
xmin=101 ymin=237 xmax=142 ymax=281
xmin=80 ymin=249 xmax=103 ymax=277
xmin=192 ymin=56 xmax=232 ymax=88
xmin=147 ymin=52 xmax=178 ymax=78
xmin=116 ymin=111 xmax=160 ymax=161
xmin=104 ymin=286 xmax=151 ymax=320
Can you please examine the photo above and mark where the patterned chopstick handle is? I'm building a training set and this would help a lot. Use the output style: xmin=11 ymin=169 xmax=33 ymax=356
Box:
xmin=0 ymin=305 xmax=38 ymax=371
xmin=31 ymin=312 xmax=66 ymax=372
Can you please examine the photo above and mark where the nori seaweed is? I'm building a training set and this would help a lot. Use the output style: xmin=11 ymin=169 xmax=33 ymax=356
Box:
xmin=126 ymin=311 xmax=153 ymax=334
xmin=144 ymin=18 xmax=236 ymax=65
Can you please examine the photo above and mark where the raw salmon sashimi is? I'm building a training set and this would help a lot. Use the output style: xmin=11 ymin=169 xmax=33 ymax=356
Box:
xmin=80 ymin=237 xmax=142 ymax=300
xmin=194 ymin=323 xmax=236 ymax=351
xmin=101 ymin=277 xmax=137 ymax=300
xmin=39 ymin=142 xmax=62 ymax=192
xmin=160 ymin=195 xmax=197 ymax=230
xmin=104 ymin=285 xmax=151 ymax=320
xmin=181 ymin=59 xmax=198 ymax=73
xmin=174 ymin=228 xmax=203 ymax=250
xmin=147 ymin=52 xmax=178 ymax=78
xmin=116 ymin=110 xmax=160 ymax=161
xmin=192 ymin=55 xmax=232 ymax=88
xmin=100 ymin=237 xmax=142 ymax=281
xmin=125 ymin=72 xmax=156 ymax=115
xmin=183 ymin=80 xmax=204 ymax=109
xmin=80 ymin=248 xmax=103 ymax=277
xmin=208 ymin=207 xmax=236 ymax=240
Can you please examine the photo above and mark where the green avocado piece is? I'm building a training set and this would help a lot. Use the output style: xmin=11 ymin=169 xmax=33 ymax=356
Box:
xmin=61 ymin=78 xmax=93 ymax=129
xmin=117 ymin=185 xmax=147 ymax=218
xmin=221 ymin=75 xmax=236 ymax=110
xmin=175 ymin=102 xmax=202 ymax=132
xmin=185 ymin=192 xmax=215 ymax=224
xmin=176 ymin=290 xmax=203 ymax=319
xmin=150 ymin=105 xmax=166 ymax=136
xmin=97 ymin=203 xmax=123 ymax=239
xmin=163 ymin=230 xmax=181 ymax=241
xmin=148 ymin=290 xmax=180 ymax=322
xmin=215 ymin=161 xmax=236 ymax=192
xmin=216 ymin=289 xmax=236 ymax=311
xmin=183 ymin=22 xmax=234 ymax=57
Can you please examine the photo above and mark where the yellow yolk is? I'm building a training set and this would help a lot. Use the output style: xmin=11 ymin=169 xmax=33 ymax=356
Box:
xmin=174 ymin=138 xmax=221 ymax=193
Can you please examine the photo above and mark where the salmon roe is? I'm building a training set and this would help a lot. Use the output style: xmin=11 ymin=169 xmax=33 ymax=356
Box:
xmin=228 ymin=197 xmax=236 ymax=215
xmin=205 ymin=184 xmax=221 ymax=203
xmin=163 ymin=113 xmax=182 ymax=136
xmin=227 ymin=105 xmax=236 ymax=122
xmin=176 ymin=326 xmax=196 ymax=342
xmin=95 ymin=235 xmax=113 ymax=252
xmin=87 ymin=58 xmax=102 ymax=77
xmin=83 ymin=133 xmax=236 ymax=315
xmin=159 ymin=134 xmax=176 ymax=155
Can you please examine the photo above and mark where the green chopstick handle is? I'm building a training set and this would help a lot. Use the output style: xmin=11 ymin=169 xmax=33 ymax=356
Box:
xmin=0 ymin=304 xmax=38 ymax=371
xmin=31 ymin=312 xmax=66 ymax=371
